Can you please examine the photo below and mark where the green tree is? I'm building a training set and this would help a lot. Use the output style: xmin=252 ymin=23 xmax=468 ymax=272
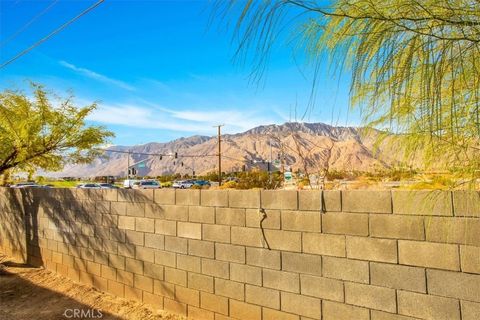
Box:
xmin=0 ymin=84 xmax=114 ymax=178
xmin=218 ymin=0 xmax=480 ymax=176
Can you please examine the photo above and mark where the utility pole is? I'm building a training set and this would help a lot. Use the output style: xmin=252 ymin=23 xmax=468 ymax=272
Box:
xmin=213 ymin=125 xmax=224 ymax=186
xmin=127 ymin=150 xmax=131 ymax=178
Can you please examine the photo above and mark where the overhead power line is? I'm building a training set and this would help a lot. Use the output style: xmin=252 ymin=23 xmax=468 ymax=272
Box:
xmin=0 ymin=0 xmax=105 ymax=69
xmin=0 ymin=0 xmax=60 ymax=48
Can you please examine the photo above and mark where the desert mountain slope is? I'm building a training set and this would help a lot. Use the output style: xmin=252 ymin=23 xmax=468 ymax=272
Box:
xmin=50 ymin=122 xmax=398 ymax=177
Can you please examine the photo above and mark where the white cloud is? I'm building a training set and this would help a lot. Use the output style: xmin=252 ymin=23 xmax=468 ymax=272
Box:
xmin=59 ymin=60 xmax=135 ymax=91
xmin=87 ymin=102 xmax=279 ymax=134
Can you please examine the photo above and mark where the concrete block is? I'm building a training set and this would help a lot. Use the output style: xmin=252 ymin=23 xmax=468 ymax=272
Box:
xmin=125 ymin=230 xmax=144 ymax=246
xmin=264 ymin=229 xmax=301 ymax=252
xmin=164 ymin=267 xmax=187 ymax=286
xmin=453 ymin=191 xmax=480 ymax=217
xmin=298 ymin=190 xmax=322 ymax=211
xmin=281 ymin=292 xmax=321 ymax=319
xmin=393 ymin=190 xmax=453 ymax=216
xmin=135 ymin=246 xmax=154 ymax=263
xmin=262 ymin=308 xmax=298 ymax=320
xmin=144 ymin=261 xmax=164 ymax=280
xmin=125 ymin=257 xmax=143 ymax=274
xmin=175 ymin=285 xmax=200 ymax=306
xmin=300 ymin=274 xmax=344 ymax=301
xmin=154 ymin=250 xmax=176 ymax=268
xmin=397 ymin=290 xmax=460 ymax=320
xmin=215 ymin=278 xmax=244 ymax=300
xmin=228 ymin=190 xmax=261 ymax=208
xmin=215 ymin=243 xmax=245 ymax=263
xmin=188 ymin=239 xmax=214 ymax=258
xmin=187 ymin=306 xmax=214 ymax=320
xmin=215 ymin=208 xmax=246 ymax=226
xmin=281 ymin=210 xmax=321 ymax=232
xmin=230 ymin=263 xmax=262 ymax=286
xmin=111 ymin=202 xmax=127 ymax=215
xmin=263 ymin=269 xmax=299 ymax=293
xmin=125 ymin=202 xmax=145 ymax=217
xmin=371 ymin=310 xmax=419 ymax=320
xmin=176 ymin=254 xmax=201 ymax=273
xmin=261 ymin=190 xmax=298 ymax=210
xmin=134 ymin=274 xmax=153 ymax=293
xmin=135 ymin=217 xmax=155 ymax=233
xmin=188 ymin=272 xmax=214 ymax=293
xmin=371 ymin=262 xmax=426 ymax=293
xmin=188 ymin=206 xmax=215 ymax=224
xmin=201 ymin=190 xmax=228 ymax=207
xmin=201 ymin=258 xmax=229 ymax=279
xmin=398 ymin=240 xmax=460 ymax=271
xmin=323 ymin=301 xmax=369 ymax=320
xmin=230 ymin=300 xmax=261 ymax=320
xmin=323 ymin=212 xmax=368 ymax=236
xmin=145 ymin=203 xmax=165 ymax=219
xmin=155 ymin=219 xmax=176 ymax=236
xmin=281 ymin=252 xmax=321 ymax=276
xmin=302 ymin=233 xmax=346 ymax=257
xmin=461 ymin=245 xmax=480 ymax=274
xmin=163 ymin=298 xmax=187 ymax=317
xmin=154 ymin=189 xmax=176 ymax=205
xmin=143 ymin=292 xmax=164 ymax=310
xmin=427 ymin=269 xmax=480 ymax=302
xmin=370 ymin=214 xmax=424 ymax=240
xmin=203 ymin=224 xmax=231 ymax=243
xmin=246 ymin=209 xmax=280 ymax=229
xmin=118 ymin=216 xmax=135 ymax=230
xmin=425 ymin=216 xmax=480 ymax=246
xmin=346 ymin=236 xmax=397 ymax=263
xmin=462 ymin=301 xmax=480 ymax=320
xmin=322 ymin=256 xmax=369 ymax=283
xmin=177 ymin=222 xmax=202 ymax=239
xmin=176 ymin=189 xmax=200 ymax=206
xmin=164 ymin=205 xmax=189 ymax=221
xmin=246 ymin=247 xmax=281 ymax=269
xmin=164 ymin=236 xmax=188 ymax=254
xmin=154 ymin=280 xmax=175 ymax=298
xmin=345 ymin=282 xmax=396 ymax=312
xmin=109 ymin=254 xmax=126 ymax=271
xmin=246 ymin=285 xmax=280 ymax=309
xmin=343 ymin=190 xmax=391 ymax=213
xmin=200 ymin=291 xmax=229 ymax=315
xmin=144 ymin=233 xmax=164 ymax=250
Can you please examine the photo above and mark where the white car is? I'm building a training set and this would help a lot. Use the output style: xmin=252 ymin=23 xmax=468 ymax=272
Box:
xmin=77 ymin=183 xmax=101 ymax=189
xmin=172 ymin=180 xmax=195 ymax=189
xmin=133 ymin=180 xmax=161 ymax=189
xmin=10 ymin=182 xmax=38 ymax=188
xmin=123 ymin=179 xmax=139 ymax=189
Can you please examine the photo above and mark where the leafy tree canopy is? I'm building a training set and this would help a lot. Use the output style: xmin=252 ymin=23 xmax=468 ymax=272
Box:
xmin=0 ymin=83 xmax=114 ymax=177
xmin=217 ymin=0 xmax=480 ymax=172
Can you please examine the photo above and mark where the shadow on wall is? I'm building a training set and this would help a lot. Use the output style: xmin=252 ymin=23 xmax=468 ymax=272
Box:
xmin=0 ymin=187 xmax=167 ymax=293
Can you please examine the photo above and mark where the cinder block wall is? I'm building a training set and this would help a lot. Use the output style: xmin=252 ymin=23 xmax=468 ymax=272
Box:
xmin=0 ymin=188 xmax=479 ymax=320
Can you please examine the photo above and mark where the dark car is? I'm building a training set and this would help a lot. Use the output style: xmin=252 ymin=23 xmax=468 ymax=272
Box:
xmin=193 ymin=180 xmax=211 ymax=187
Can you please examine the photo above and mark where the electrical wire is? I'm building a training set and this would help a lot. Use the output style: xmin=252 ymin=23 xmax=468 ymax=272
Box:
xmin=0 ymin=0 xmax=60 ymax=48
xmin=0 ymin=0 xmax=105 ymax=69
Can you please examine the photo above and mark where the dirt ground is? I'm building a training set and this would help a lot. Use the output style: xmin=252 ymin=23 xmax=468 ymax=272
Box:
xmin=0 ymin=255 xmax=186 ymax=320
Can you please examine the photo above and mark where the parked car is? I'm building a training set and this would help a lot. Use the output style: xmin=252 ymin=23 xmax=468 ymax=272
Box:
xmin=123 ymin=179 xmax=139 ymax=189
xmin=10 ymin=182 xmax=37 ymax=188
xmin=172 ymin=180 xmax=195 ymax=189
xmin=99 ymin=183 xmax=119 ymax=189
xmin=77 ymin=183 xmax=101 ymax=189
xmin=193 ymin=180 xmax=211 ymax=187
xmin=133 ymin=180 xmax=161 ymax=189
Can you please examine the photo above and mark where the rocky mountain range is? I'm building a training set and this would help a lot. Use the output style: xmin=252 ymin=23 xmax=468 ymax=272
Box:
xmin=50 ymin=122 xmax=401 ymax=178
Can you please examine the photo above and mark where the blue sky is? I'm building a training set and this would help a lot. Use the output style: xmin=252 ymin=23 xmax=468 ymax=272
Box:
xmin=0 ymin=0 xmax=356 ymax=145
